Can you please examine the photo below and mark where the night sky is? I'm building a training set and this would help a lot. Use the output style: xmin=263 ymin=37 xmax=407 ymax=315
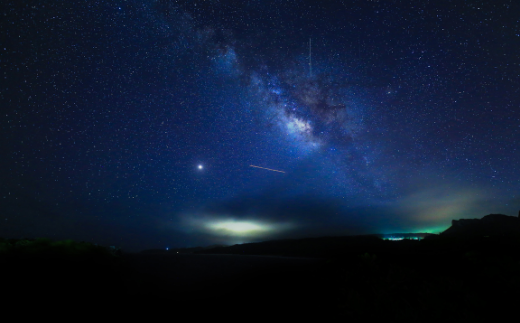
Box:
xmin=2 ymin=0 xmax=519 ymax=252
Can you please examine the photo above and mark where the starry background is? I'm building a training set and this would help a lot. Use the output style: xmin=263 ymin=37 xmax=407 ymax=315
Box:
xmin=1 ymin=0 xmax=519 ymax=251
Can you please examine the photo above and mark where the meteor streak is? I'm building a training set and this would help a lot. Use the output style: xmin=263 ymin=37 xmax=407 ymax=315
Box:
xmin=250 ymin=165 xmax=285 ymax=173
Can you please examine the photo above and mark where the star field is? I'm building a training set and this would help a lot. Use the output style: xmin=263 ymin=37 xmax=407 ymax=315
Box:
xmin=1 ymin=0 xmax=519 ymax=251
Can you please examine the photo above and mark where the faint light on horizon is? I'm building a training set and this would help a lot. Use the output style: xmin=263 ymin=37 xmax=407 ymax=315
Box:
xmin=384 ymin=237 xmax=404 ymax=241
xmin=180 ymin=213 xmax=295 ymax=240
xmin=207 ymin=221 xmax=269 ymax=236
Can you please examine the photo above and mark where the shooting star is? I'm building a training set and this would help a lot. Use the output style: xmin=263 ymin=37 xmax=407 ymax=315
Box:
xmin=250 ymin=165 xmax=285 ymax=173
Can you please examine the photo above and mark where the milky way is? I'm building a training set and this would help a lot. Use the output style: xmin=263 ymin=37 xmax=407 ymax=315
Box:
xmin=2 ymin=0 xmax=519 ymax=250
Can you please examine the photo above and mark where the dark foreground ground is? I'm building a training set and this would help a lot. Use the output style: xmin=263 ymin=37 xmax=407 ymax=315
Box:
xmin=3 ymin=235 xmax=520 ymax=320
xmin=2 ymin=252 xmax=339 ymax=319
xmin=122 ymin=253 xmax=338 ymax=315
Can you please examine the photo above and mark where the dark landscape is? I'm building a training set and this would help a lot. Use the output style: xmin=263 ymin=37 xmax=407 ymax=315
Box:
xmin=3 ymin=213 xmax=520 ymax=320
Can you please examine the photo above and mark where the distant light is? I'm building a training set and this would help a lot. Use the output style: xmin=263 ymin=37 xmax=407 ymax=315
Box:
xmin=382 ymin=236 xmax=422 ymax=241
xmin=204 ymin=220 xmax=275 ymax=237
xmin=166 ymin=247 xmax=169 ymax=251
xmin=210 ymin=221 xmax=264 ymax=233
xmin=182 ymin=214 xmax=294 ymax=241
xmin=198 ymin=165 xmax=203 ymax=170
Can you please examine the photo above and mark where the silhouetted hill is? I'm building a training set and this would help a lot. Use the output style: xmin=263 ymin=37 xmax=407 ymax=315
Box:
xmin=193 ymin=233 xmax=434 ymax=258
xmin=441 ymin=213 xmax=520 ymax=237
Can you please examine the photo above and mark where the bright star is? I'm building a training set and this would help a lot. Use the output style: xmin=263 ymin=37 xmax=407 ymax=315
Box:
xmin=198 ymin=165 xmax=203 ymax=170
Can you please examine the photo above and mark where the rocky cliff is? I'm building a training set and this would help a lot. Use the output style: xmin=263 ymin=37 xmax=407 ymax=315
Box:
xmin=441 ymin=213 xmax=520 ymax=236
